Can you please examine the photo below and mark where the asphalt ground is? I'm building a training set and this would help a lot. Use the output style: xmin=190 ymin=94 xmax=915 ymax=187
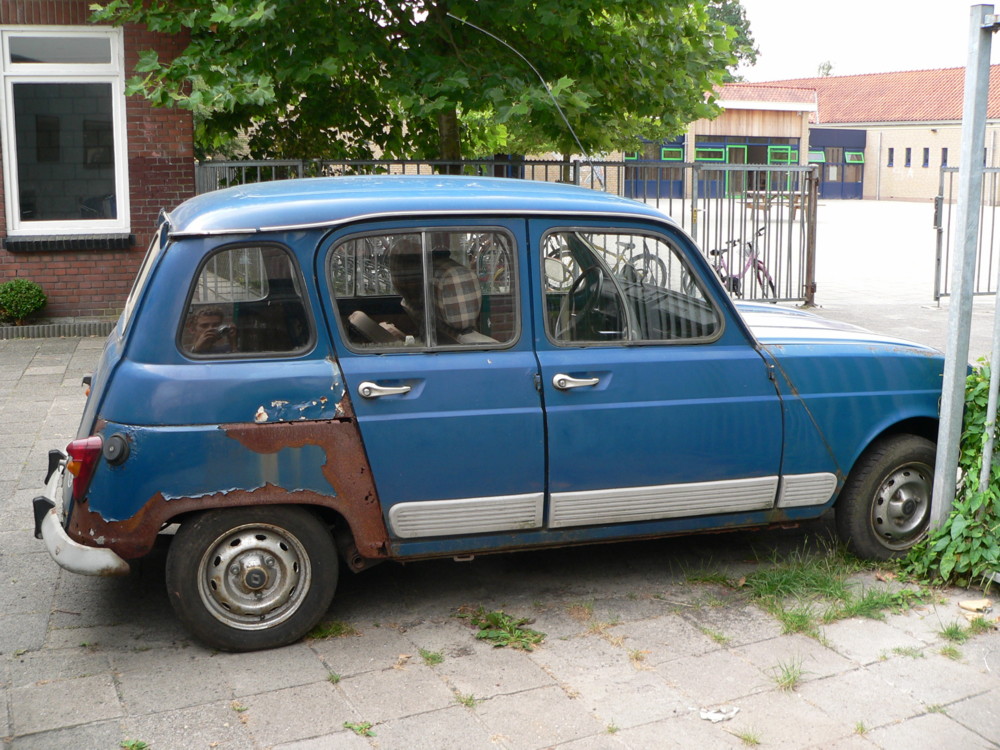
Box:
xmin=1 ymin=200 xmax=999 ymax=750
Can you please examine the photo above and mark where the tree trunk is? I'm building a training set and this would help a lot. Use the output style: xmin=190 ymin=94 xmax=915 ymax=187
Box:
xmin=437 ymin=108 xmax=463 ymax=174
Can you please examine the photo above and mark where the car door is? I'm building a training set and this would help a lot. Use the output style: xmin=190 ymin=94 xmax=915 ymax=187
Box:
xmin=531 ymin=219 xmax=785 ymax=530
xmin=320 ymin=220 xmax=545 ymax=544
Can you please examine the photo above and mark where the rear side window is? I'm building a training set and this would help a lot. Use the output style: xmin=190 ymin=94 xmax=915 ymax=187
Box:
xmin=180 ymin=244 xmax=312 ymax=357
xmin=328 ymin=229 xmax=518 ymax=351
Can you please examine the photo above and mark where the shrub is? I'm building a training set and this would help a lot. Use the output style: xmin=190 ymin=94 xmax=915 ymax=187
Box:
xmin=0 ymin=278 xmax=47 ymax=325
xmin=906 ymin=361 xmax=1000 ymax=585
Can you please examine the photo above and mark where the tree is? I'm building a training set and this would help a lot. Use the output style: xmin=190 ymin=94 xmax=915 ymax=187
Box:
xmin=93 ymin=0 xmax=742 ymax=161
xmin=707 ymin=0 xmax=759 ymax=81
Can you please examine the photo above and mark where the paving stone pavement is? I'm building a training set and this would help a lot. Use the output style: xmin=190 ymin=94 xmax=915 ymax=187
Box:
xmin=2 ymin=200 xmax=1000 ymax=750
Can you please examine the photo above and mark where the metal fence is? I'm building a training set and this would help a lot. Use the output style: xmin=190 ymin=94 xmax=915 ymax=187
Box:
xmin=195 ymin=158 xmax=818 ymax=303
xmin=935 ymin=165 xmax=1000 ymax=300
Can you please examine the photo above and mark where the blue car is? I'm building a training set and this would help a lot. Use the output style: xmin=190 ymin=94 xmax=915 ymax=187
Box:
xmin=33 ymin=176 xmax=943 ymax=651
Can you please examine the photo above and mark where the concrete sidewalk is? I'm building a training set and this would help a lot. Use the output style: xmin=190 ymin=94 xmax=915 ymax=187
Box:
xmin=2 ymin=201 xmax=999 ymax=750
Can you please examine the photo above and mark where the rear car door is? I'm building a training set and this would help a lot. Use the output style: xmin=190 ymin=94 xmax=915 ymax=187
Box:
xmin=531 ymin=219 xmax=788 ymax=530
xmin=320 ymin=220 xmax=545 ymax=548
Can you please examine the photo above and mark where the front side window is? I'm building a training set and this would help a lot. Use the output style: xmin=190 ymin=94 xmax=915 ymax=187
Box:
xmin=180 ymin=245 xmax=312 ymax=357
xmin=542 ymin=230 xmax=720 ymax=344
xmin=329 ymin=229 xmax=517 ymax=351
xmin=0 ymin=27 xmax=128 ymax=235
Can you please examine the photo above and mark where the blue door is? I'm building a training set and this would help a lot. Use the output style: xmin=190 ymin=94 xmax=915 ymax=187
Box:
xmin=320 ymin=221 xmax=546 ymax=543
xmin=532 ymin=220 xmax=785 ymax=531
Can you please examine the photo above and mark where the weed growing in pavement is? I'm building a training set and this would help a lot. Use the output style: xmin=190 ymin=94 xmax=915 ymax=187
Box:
xmin=343 ymin=721 xmax=376 ymax=737
xmin=606 ymin=723 xmax=620 ymax=734
xmin=854 ymin=721 xmax=868 ymax=735
xmin=926 ymin=704 xmax=947 ymax=714
xmin=419 ymin=648 xmax=444 ymax=666
xmin=308 ymin=620 xmax=359 ymax=639
xmin=940 ymin=644 xmax=962 ymax=660
xmin=891 ymin=646 xmax=924 ymax=658
xmin=327 ymin=672 xmax=342 ymax=684
xmin=456 ymin=693 xmax=480 ymax=708
xmin=230 ymin=701 xmax=248 ymax=713
xmin=726 ymin=542 xmax=927 ymax=639
xmin=728 ymin=727 xmax=762 ymax=746
xmin=120 ymin=741 xmax=149 ymax=750
xmin=770 ymin=658 xmax=806 ymax=691
xmin=456 ymin=606 xmax=545 ymax=650
xmin=699 ymin=626 xmax=731 ymax=645
xmin=940 ymin=622 xmax=971 ymax=643
xmin=967 ymin=615 xmax=996 ymax=636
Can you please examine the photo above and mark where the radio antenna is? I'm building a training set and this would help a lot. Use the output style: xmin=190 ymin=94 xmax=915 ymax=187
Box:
xmin=445 ymin=12 xmax=596 ymax=176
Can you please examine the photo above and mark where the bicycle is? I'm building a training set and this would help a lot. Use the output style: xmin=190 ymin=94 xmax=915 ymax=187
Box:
xmin=709 ymin=227 xmax=776 ymax=299
xmin=542 ymin=233 xmax=667 ymax=289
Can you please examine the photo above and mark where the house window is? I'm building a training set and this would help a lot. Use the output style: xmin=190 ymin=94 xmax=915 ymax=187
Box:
xmin=845 ymin=151 xmax=865 ymax=164
xmin=905 ymin=148 xmax=912 ymax=167
xmin=922 ymin=148 xmax=930 ymax=168
xmin=0 ymin=27 xmax=129 ymax=236
xmin=887 ymin=148 xmax=894 ymax=167
xmin=941 ymin=147 xmax=949 ymax=167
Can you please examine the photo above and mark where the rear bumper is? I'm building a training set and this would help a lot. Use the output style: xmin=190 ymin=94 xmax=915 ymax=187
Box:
xmin=32 ymin=454 xmax=130 ymax=577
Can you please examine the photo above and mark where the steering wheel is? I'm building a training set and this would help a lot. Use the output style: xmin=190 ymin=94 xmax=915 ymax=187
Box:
xmin=554 ymin=265 xmax=604 ymax=340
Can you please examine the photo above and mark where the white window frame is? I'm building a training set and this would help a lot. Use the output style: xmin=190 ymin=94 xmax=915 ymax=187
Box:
xmin=0 ymin=26 xmax=130 ymax=236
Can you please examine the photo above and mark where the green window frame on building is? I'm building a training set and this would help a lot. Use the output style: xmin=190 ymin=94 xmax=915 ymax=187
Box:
xmin=694 ymin=147 xmax=727 ymax=162
xmin=845 ymin=151 xmax=865 ymax=164
xmin=808 ymin=149 xmax=826 ymax=163
xmin=660 ymin=146 xmax=684 ymax=161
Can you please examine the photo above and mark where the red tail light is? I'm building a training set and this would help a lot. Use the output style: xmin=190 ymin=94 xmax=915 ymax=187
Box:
xmin=65 ymin=436 xmax=103 ymax=502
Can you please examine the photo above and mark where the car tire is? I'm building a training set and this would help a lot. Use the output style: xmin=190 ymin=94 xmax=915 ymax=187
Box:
xmin=835 ymin=434 xmax=935 ymax=560
xmin=166 ymin=506 xmax=338 ymax=652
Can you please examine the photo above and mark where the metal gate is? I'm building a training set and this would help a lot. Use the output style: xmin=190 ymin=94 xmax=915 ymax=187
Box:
xmin=194 ymin=158 xmax=817 ymax=304
xmin=935 ymin=165 xmax=1000 ymax=300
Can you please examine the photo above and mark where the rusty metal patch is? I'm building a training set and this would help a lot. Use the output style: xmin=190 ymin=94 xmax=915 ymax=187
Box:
xmin=67 ymin=413 xmax=389 ymax=562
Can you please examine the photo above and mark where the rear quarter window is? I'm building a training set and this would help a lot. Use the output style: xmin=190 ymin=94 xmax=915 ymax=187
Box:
xmin=179 ymin=244 xmax=313 ymax=357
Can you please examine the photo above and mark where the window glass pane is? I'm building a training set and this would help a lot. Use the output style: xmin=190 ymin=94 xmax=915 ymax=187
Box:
xmin=182 ymin=246 xmax=311 ymax=356
xmin=542 ymin=230 xmax=720 ymax=344
xmin=13 ymin=82 xmax=117 ymax=222
xmin=9 ymin=36 xmax=111 ymax=64
xmin=330 ymin=230 xmax=516 ymax=350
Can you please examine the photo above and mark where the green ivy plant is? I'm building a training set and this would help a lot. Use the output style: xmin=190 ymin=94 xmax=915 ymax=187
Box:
xmin=0 ymin=278 xmax=47 ymax=325
xmin=907 ymin=362 xmax=1000 ymax=585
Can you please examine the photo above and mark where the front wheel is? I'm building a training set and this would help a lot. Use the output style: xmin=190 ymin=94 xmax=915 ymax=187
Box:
xmin=835 ymin=435 xmax=935 ymax=560
xmin=166 ymin=506 xmax=338 ymax=651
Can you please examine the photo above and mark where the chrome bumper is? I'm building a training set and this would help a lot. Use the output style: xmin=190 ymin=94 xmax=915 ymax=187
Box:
xmin=32 ymin=452 xmax=130 ymax=577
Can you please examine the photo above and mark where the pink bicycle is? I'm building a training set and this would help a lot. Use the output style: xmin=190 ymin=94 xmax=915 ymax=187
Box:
xmin=709 ymin=226 xmax=776 ymax=299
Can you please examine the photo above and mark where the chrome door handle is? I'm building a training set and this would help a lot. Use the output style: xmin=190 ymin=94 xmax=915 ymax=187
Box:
xmin=358 ymin=381 xmax=412 ymax=399
xmin=552 ymin=373 xmax=600 ymax=390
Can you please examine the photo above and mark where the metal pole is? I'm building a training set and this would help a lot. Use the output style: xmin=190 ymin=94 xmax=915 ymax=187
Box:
xmin=931 ymin=4 xmax=1000 ymax=529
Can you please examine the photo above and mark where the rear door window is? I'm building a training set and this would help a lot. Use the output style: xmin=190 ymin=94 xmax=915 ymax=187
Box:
xmin=329 ymin=229 xmax=517 ymax=350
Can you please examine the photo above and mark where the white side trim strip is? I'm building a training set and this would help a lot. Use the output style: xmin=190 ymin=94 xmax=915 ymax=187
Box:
xmin=549 ymin=476 xmax=779 ymax=529
xmin=388 ymin=493 xmax=544 ymax=539
xmin=777 ymin=473 xmax=838 ymax=508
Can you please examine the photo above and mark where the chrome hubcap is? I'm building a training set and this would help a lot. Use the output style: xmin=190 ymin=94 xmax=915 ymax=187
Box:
xmin=198 ymin=523 xmax=311 ymax=631
xmin=871 ymin=462 xmax=932 ymax=550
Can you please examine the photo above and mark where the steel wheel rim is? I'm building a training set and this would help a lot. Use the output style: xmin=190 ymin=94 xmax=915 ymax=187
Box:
xmin=870 ymin=461 xmax=932 ymax=550
xmin=196 ymin=522 xmax=312 ymax=631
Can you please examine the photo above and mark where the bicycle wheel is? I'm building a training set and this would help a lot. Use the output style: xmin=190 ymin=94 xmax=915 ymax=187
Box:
xmin=754 ymin=264 xmax=777 ymax=300
xmin=629 ymin=252 xmax=667 ymax=287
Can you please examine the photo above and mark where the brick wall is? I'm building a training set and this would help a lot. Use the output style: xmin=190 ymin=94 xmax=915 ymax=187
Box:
xmin=0 ymin=2 xmax=195 ymax=320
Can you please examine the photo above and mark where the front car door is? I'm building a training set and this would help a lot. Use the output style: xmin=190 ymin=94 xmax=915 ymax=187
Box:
xmin=320 ymin=220 xmax=545 ymax=554
xmin=532 ymin=219 xmax=793 ymax=533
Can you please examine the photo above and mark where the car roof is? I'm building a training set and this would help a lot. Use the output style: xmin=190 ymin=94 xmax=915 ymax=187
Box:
xmin=165 ymin=175 xmax=674 ymax=237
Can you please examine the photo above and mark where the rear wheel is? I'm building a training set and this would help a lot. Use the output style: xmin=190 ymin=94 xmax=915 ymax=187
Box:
xmin=835 ymin=435 xmax=935 ymax=560
xmin=166 ymin=506 xmax=338 ymax=651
